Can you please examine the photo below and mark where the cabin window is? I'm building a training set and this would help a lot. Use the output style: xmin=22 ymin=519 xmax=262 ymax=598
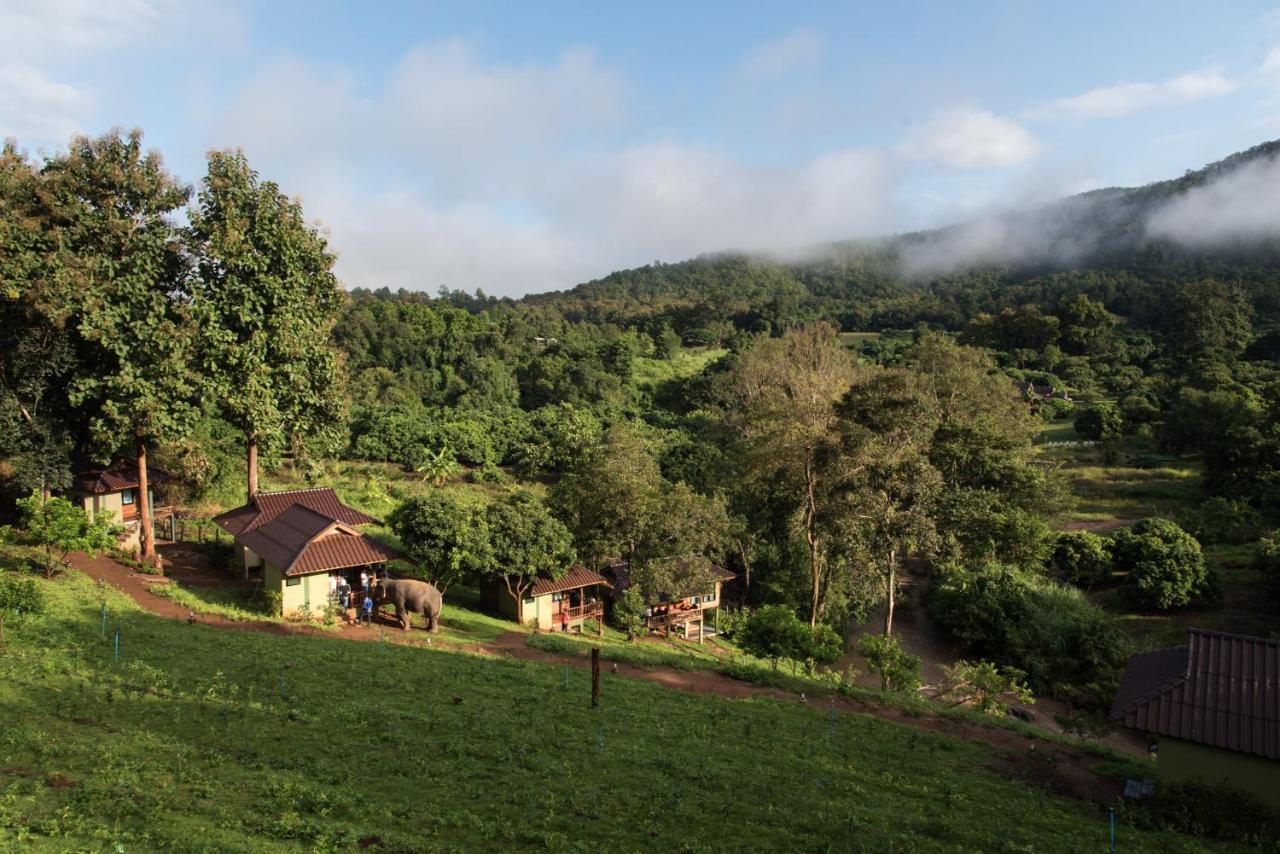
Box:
xmin=551 ymin=592 xmax=564 ymax=602
xmin=285 ymin=577 xmax=300 ymax=587
xmin=689 ymin=595 xmax=700 ymax=606
xmin=121 ymin=488 xmax=134 ymax=505
xmin=705 ymin=591 xmax=716 ymax=602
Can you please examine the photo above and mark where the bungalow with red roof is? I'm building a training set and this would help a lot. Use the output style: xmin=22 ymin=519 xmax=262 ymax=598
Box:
xmin=214 ymin=488 xmax=401 ymax=618
xmin=481 ymin=565 xmax=610 ymax=635
xmin=66 ymin=459 xmax=176 ymax=551
xmin=1109 ymin=628 xmax=1279 ymax=808
xmin=600 ymin=557 xmax=735 ymax=641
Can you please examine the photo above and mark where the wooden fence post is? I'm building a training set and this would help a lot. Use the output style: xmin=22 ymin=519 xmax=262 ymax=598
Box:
xmin=591 ymin=646 xmax=600 ymax=708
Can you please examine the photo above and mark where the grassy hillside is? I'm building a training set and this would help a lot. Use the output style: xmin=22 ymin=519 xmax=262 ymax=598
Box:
xmin=0 ymin=561 xmax=1230 ymax=852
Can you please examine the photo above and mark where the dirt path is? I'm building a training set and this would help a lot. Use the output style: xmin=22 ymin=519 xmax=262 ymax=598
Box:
xmin=71 ymin=549 xmax=1132 ymax=804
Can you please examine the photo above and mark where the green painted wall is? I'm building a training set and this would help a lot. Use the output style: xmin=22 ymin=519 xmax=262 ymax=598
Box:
xmin=1159 ymin=738 xmax=1280 ymax=808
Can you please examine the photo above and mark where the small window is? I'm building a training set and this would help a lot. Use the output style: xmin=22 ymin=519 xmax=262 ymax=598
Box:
xmin=285 ymin=577 xmax=301 ymax=587
xmin=551 ymin=592 xmax=563 ymax=602
xmin=121 ymin=488 xmax=134 ymax=505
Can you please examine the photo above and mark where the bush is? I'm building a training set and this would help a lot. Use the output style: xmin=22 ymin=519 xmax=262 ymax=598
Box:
xmin=1134 ymin=779 xmax=1280 ymax=846
xmin=1252 ymin=531 xmax=1280 ymax=602
xmin=737 ymin=606 xmax=842 ymax=674
xmin=610 ymin=587 xmax=646 ymax=638
xmin=1073 ymin=402 xmax=1123 ymax=441
xmin=1112 ymin=518 xmax=1217 ymax=611
xmin=0 ymin=573 xmax=45 ymax=615
xmin=1179 ymin=497 xmax=1261 ymax=545
xmin=935 ymin=660 xmax=1033 ymax=716
xmin=856 ymin=633 xmax=922 ymax=693
xmin=929 ymin=561 xmax=1128 ymax=704
xmin=1049 ymin=530 xmax=1112 ymax=589
xmin=1038 ymin=397 xmax=1074 ymax=421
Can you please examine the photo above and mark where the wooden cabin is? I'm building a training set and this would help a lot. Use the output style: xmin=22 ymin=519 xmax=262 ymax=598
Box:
xmin=66 ymin=459 xmax=176 ymax=551
xmin=213 ymin=488 xmax=400 ymax=618
xmin=482 ymin=565 xmax=610 ymax=634
xmin=600 ymin=558 xmax=735 ymax=641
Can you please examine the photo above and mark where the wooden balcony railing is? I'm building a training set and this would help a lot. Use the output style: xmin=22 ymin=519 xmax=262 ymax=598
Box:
xmin=563 ymin=604 xmax=603 ymax=621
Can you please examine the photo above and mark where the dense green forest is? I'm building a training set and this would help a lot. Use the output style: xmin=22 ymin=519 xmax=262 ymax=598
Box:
xmin=5 ymin=128 xmax=1280 ymax=727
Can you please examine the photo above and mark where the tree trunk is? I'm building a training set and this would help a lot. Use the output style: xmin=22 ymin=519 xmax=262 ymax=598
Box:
xmin=247 ymin=432 xmax=259 ymax=501
xmin=883 ymin=549 xmax=897 ymax=636
xmin=804 ymin=456 xmax=821 ymax=626
xmin=137 ymin=440 xmax=155 ymax=562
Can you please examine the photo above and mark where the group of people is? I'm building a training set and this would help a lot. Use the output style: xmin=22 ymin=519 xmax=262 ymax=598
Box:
xmin=328 ymin=569 xmax=377 ymax=625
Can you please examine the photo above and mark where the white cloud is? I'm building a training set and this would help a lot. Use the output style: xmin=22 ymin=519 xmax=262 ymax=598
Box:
xmin=1036 ymin=70 xmax=1237 ymax=119
xmin=734 ymin=29 xmax=824 ymax=80
xmin=219 ymin=40 xmax=626 ymax=199
xmin=897 ymin=109 xmax=1039 ymax=169
xmin=213 ymin=40 xmax=898 ymax=296
xmin=0 ymin=61 xmax=90 ymax=144
xmin=302 ymin=142 xmax=896 ymax=295
xmin=1147 ymin=153 xmax=1280 ymax=246
xmin=0 ymin=0 xmax=244 ymax=149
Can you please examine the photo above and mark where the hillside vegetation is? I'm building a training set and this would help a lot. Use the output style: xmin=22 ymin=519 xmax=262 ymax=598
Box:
xmin=0 ymin=566 xmax=1226 ymax=853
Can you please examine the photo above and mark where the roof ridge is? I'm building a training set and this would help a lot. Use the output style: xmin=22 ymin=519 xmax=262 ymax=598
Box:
xmin=283 ymin=509 xmax=345 ymax=573
xmin=257 ymin=486 xmax=338 ymax=497
xmin=1188 ymin=626 xmax=1280 ymax=646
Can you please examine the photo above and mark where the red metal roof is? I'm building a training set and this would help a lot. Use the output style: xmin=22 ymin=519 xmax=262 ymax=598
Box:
xmin=531 ymin=565 xmax=611 ymax=597
xmin=1110 ymin=628 xmax=1280 ymax=760
xmin=214 ymin=488 xmax=396 ymax=576
xmin=237 ymin=504 xmax=401 ymax=576
xmin=213 ymin=488 xmax=378 ymax=536
xmin=74 ymin=459 xmax=175 ymax=494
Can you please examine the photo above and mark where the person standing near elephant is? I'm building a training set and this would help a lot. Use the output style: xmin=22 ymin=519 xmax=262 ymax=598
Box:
xmin=362 ymin=593 xmax=374 ymax=625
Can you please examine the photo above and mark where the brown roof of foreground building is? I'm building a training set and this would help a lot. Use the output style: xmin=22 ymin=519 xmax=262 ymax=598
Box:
xmin=74 ymin=459 xmax=176 ymax=494
xmin=1109 ymin=628 xmax=1279 ymax=760
xmin=236 ymin=503 xmax=401 ymax=576
xmin=531 ymin=565 xmax=612 ymax=597
xmin=213 ymin=488 xmax=378 ymax=536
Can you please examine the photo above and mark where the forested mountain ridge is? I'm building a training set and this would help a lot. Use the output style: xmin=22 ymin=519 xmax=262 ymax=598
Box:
xmin=521 ymin=139 xmax=1280 ymax=335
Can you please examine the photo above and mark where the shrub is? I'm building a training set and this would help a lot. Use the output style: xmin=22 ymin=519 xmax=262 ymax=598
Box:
xmin=15 ymin=493 xmax=119 ymax=577
xmin=1073 ymin=402 xmax=1123 ymax=441
xmin=856 ymin=633 xmax=922 ymax=694
xmin=1252 ymin=531 xmax=1280 ymax=602
xmin=935 ymin=660 xmax=1033 ymax=716
xmin=1135 ymin=779 xmax=1280 ymax=846
xmin=0 ymin=573 xmax=45 ymax=615
xmin=610 ymin=587 xmax=646 ymax=639
xmin=1179 ymin=497 xmax=1261 ymax=545
xmin=1112 ymin=518 xmax=1216 ymax=611
xmin=1038 ymin=397 xmax=1074 ymax=421
xmin=929 ymin=561 xmax=1128 ymax=704
xmin=737 ymin=606 xmax=841 ymax=674
xmin=737 ymin=605 xmax=808 ymax=671
xmin=1049 ymin=530 xmax=1112 ymax=589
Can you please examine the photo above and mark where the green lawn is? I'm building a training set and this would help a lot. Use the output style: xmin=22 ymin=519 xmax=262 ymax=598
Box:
xmin=1035 ymin=426 xmax=1204 ymax=523
xmin=0 ymin=562 xmax=1230 ymax=852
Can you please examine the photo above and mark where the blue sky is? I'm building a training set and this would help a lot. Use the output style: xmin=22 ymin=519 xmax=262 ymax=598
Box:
xmin=3 ymin=0 xmax=1280 ymax=295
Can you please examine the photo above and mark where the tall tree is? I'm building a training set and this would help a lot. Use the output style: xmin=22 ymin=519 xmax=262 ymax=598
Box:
xmin=480 ymin=492 xmax=576 ymax=624
xmin=0 ymin=144 xmax=75 ymax=498
xmin=187 ymin=150 xmax=346 ymax=501
xmin=828 ymin=369 xmax=941 ymax=635
xmin=42 ymin=131 xmax=196 ymax=563
xmin=550 ymin=424 xmax=666 ymax=569
xmin=718 ymin=324 xmax=856 ymax=624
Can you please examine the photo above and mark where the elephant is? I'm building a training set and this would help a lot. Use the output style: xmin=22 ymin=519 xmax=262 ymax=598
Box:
xmin=373 ymin=577 xmax=443 ymax=632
